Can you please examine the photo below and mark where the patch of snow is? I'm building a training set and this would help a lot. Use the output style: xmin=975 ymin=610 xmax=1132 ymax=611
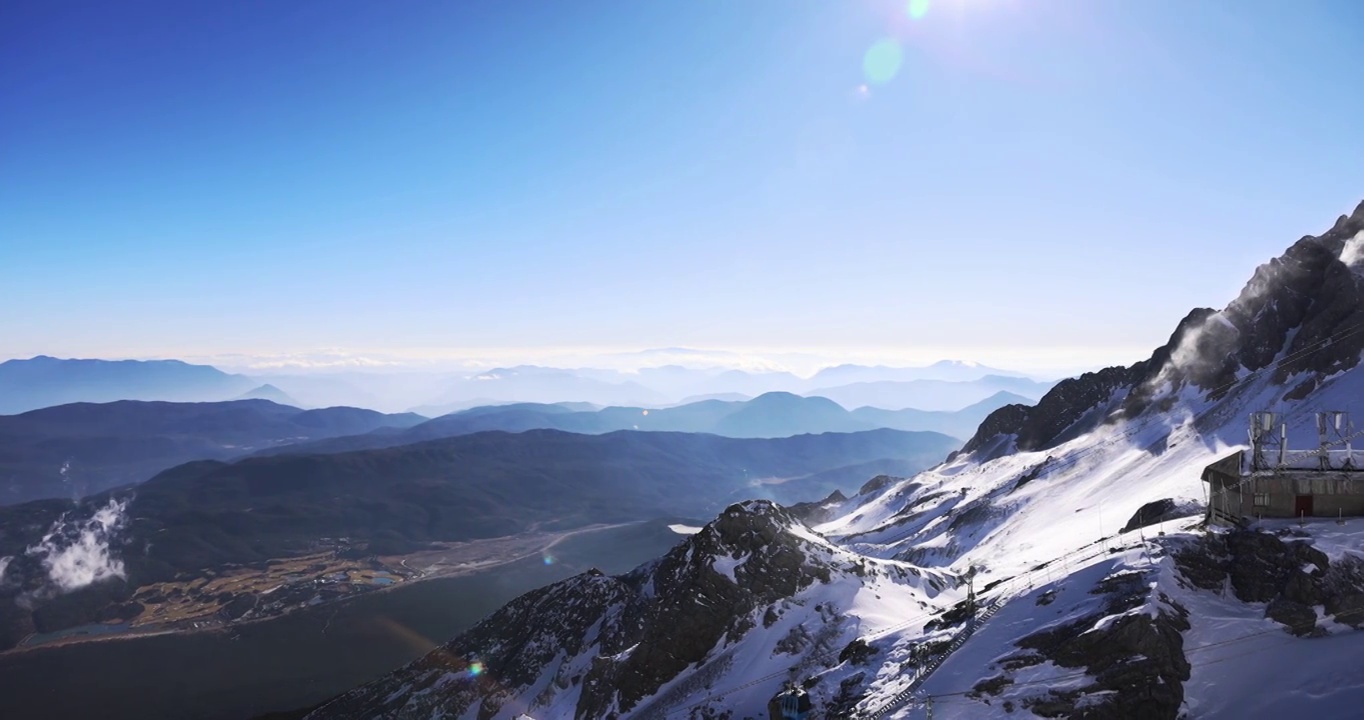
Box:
xmin=711 ymin=553 xmax=750 ymax=582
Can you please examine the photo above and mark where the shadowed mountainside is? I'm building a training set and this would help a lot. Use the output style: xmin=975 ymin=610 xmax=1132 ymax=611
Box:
xmin=0 ymin=399 xmax=425 ymax=504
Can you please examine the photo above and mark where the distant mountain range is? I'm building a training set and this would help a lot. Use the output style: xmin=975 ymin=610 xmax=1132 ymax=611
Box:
xmin=412 ymin=366 xmax=670 ymax=415
xmin=0 ymin=355 xmax=1056 ymax=415
xmin=806 ymin=374 xmax=1053 ymax=411
xmin=0 ymin=400 xmax=425 ymax=505
xmin=416 ymin=362 xmax=1051 ymax=415
xmin=0 ymin=356 xmax=258 ymax=414
xmin=266 ymin=391 xmax=1026 ymax=459
xmin=0 ymin=389 xmax=1024 ymax=505
xmin=806 ymin=360 xmax=1031 ymax=385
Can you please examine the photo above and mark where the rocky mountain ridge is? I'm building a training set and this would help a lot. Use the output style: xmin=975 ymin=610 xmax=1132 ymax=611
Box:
xmin=963 ymin=200 xmax=1364 ymax=459
xmin=308 ymin=501 xmax=949 ymax=719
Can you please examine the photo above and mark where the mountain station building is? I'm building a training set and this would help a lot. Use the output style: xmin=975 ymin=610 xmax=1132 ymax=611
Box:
xmin=1203 ymin=412 xmax=1364 ymax=525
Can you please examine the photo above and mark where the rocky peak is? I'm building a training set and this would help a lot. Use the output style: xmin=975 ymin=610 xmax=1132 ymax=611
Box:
xmin=964 ymin=200 xmax=1364 ymax=457
xmin=308 ymin=501 xmax=843 ymax=720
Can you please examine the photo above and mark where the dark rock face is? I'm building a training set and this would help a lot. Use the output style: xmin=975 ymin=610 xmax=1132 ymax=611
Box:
xmin=1223 ymin=531 xmax=1325 ymax=604
xmin=1120 ymin=499 xmax=1178 ymax=533
xmin=964 ymin=201 xmax=1364 ymax=456
xmin=1321 ymin=555 xmax=1364 ymax=628
xmin=1265 ymin=598 xmax=1318 ymax=636
xmin=1010 ymin=570 xmax=1191 ymax=720
xmin=577 ymin=503 xmax=833 ymax=716
xmin=1325 ymin=592 xmax=1364 ymax=627
xmin=786 ymin=489 xmax=848 ymax=525
xmin=1173 ymin=530 xmax=1364 ymax=633
xmin=857 ymin=475 xmax=901 ymax=497
xmin=837 ymin=638 xmax=876 ymax=666
xmin=308 ymin=501 xmax=845 ymax=720
xmin=960 ymin=404 xmax=1031 ymax=456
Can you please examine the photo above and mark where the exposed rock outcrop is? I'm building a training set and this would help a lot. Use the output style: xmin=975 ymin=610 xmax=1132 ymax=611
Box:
xmin=1007 ymin=570 xmax=1191 ymax=719
xmin=1174 ymin=529 xmax=1364 ymax=633
xmin=308 ymin=501 xmax=849 ymax=720
xmin=1120 ymin=498 xmax=1199 ymax=533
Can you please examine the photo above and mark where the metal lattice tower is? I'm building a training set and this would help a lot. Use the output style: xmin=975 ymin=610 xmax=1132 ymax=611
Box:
xmin=1249 ymin=412 xmax=1285 ymax=470
xmin=1317 ymin=411 xmax=1354 ymax=470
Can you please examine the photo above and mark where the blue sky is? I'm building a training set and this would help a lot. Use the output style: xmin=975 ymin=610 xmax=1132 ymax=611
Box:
xmin=3 ymin=0 xmax=1362 ymax=374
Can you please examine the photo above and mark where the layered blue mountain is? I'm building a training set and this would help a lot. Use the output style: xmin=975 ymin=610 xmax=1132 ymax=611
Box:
xmin=0 ymin=400 xmax=425 ymax=504
xmin=260 ymin=391 xmax=1027 ymax=458
xmin=0 ymin=356 xmax=260 ymax=414
xmin=235 ymin=383 xmax=300 ymax=405
xmin=806 ymin=374 xmax=1053 ymax=411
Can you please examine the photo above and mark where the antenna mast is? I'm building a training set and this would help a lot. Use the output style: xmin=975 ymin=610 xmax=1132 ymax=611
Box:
xmin=1249 ymin=412 xmax=1283 ymax=470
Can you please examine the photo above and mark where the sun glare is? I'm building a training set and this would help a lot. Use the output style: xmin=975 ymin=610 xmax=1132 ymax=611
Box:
xmin=862 ymin=40 xmax=904 ymax=85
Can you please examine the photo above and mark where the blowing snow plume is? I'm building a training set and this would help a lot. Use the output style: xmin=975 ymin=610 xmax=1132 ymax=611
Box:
xmin=25 ymin=497 xmax=130 ymax=592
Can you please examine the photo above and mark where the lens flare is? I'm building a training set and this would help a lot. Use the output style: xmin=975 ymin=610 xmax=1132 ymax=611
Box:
xmin=862 ymin=40 xmax=903 ymax=85
xmin=908 ymin=0 xmax=930 ymax=20
xmin=543 ymin=554 xmax=555 ymax=565
xmin=469 ymin=661 xmax=484 ymax=676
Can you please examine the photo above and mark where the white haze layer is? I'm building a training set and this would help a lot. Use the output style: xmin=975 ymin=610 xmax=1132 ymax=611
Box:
xmin=26 ymin=498 xmax=129 ymax=592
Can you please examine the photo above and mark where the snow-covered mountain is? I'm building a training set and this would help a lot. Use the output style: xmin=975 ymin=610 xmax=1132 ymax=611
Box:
xmin=308 ymin=201 xmax=1364 ymax=719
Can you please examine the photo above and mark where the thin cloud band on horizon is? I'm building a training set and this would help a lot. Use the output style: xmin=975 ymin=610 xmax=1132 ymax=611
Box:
xmin=1 ymin=345 xmax=1155 ymax=379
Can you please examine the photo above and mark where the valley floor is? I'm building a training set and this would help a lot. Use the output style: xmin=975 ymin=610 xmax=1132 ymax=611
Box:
xmin=0 ymin=519 xmax=690 ymax=720
xmin=6 ymin=521 xmax=643 ymax=654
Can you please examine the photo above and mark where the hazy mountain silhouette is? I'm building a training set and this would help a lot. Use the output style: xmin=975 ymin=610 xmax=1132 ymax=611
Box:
xmin=255 ymin=391 xmax=1025 ymax=458
xmin=0 ymin=356 xmax=258 ymax=414
xmin=408 ymin=362 xmax=1046 ymax=412
xmin=236 ymin=384 xmax=300 ymax=405
xmin=0 ymin=400 xmax=425 ymax=504
xmin=0 ymin=355 xmax=1047 ymax=415
xmin=417 ymin=366 xmax=669 ymax=415
xmin=848 ymin=390 xmax=1035 ymax=439
xmin=807 ymin=375 xmax=1053 ymax=411
xmin=808 ymin=360 xmax=1034 ymax=385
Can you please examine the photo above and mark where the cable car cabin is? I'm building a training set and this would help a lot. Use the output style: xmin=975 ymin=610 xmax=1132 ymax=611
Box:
xmin=1203 ymin=449 xmax=1364 ymax=525
xmin=767 ymin=684 xmax=812 ymax=720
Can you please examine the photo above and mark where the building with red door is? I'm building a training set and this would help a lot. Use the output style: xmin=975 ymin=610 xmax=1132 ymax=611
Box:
xmin=1203 ymin=412 xmax=1364 ymax=526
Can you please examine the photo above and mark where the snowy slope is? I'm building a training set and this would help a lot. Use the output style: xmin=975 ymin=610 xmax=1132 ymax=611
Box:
xmin=309 ymin=203 xmax=1364 ymax=719
xmin=910 ymin=520 xmax=1364 ymax=720
xmin=308 ymin=501 xmax=971 ymax=720
xmin=807 ymin=201 xmax=1364 ymax=717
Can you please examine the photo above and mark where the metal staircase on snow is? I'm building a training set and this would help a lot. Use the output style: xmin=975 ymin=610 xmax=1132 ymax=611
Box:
xmin=857 ymin=596 xmax=1005 ymax=719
